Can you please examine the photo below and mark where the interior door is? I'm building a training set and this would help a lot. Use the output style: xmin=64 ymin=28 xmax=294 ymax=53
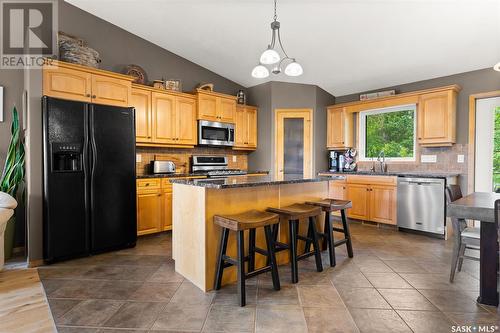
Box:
xmin=275 ymin=109 xmax=312 ymax=180
xmin=475 ymin=96 xmax=500 ymax=192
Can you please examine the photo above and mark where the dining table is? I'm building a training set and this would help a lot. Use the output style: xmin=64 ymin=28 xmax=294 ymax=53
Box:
xmin=447 ymin=192 xmax=500 ymax=306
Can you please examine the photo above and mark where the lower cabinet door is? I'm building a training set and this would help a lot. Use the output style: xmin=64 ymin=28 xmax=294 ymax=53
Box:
xmin=346 ymin=184 xmax=369 ymax=220
xmin=369 ymin=185 xmax=397 ymax=224
xmin=137 ymin=190 xmax=162 ymax=236
xmin=329 ymin=181 xmax=346 ymax=200
xmin=162 ymin=190 xmax=173 ymax=231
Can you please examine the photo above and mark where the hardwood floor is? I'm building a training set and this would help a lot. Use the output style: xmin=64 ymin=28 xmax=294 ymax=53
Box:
xmin=0 ymin=268 xmax=56 ymax=333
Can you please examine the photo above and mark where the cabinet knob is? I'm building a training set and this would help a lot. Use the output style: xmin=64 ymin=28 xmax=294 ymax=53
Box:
xmin=86 ymin=94 xmax=91 ymax=97
xmin=145 ymin=183 xmax=149 ymax=187
xmin=92 ymin=95 xmax=96 ymax=98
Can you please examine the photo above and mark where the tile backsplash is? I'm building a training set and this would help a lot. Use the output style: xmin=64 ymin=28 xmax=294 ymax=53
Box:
xmin=357 ymin=143 xmax=468 ymax=175
xmin=136 ymin=146 xmax=249 ymax=175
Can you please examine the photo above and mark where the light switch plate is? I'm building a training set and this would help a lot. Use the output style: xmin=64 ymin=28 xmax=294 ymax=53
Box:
xmin=232 ymin=155 xmax=237 ymax=163
xmin=136 ymin=154 xmax=142 ymax=163
xmin=421 ymin=155 xmax=437 ymax=163
xmin=457 ymin=154 xmax=465 ymax=163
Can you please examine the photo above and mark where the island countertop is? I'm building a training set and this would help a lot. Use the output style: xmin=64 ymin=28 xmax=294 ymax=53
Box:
xmin=169 ymin=174 xmax=335 ymax=189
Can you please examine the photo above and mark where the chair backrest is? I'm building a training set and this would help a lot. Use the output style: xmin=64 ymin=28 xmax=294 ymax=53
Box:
xmin=446 ymin=184 xmax=463 ymax=204
xmin=446 ymin=184 xmax=466 ymax=238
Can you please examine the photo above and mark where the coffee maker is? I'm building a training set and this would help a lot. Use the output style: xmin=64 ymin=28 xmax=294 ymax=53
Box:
xmin=328 ymin=151 xmax=345 ymax=172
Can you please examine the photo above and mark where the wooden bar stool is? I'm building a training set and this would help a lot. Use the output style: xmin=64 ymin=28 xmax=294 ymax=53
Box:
xmin=214 ymin=210 xmax=280 ymax=306
xmin=305 ymin=199 xmax=353 ymax=267
xmin=266 ymin=203 xmax=323 ymax=283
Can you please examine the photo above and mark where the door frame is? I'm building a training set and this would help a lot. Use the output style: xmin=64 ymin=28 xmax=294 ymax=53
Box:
xmin=274 ymin=108 xmax=313 ymax=179
xmin=468 ymin=90 xmax=500 ymax=193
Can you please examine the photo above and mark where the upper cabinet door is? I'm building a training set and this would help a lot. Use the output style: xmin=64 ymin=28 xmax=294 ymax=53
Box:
xmin=43 ymin=66 xmax=92 ymax=103
xmin=247 ymin=108 xmax=257 ymax=148
xmin=418 ymin=90 xmax=456 ymax=146
xmin=198 ymin=94 xmax=218 ymax=121
xmin=152 ymin=92 xmax=176 ymax=144
xmin=234 ymin=106 xmax=247 ymax=147
xmin=327 ymin=107 xmax=353 ymax=149
xmin=131 ymin=88 xmax=152 ymax=143
xmin=176 ymin=96 xmax=197 ymax=145
xmin=91 ymin=74 xmax=131 ymax=107
xmin=218 ymin=98 xmax=236 ymax=123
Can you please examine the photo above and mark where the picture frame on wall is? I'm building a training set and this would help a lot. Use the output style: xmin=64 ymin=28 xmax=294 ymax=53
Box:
xmin=0 ymin=86 xmax=3 ymax=122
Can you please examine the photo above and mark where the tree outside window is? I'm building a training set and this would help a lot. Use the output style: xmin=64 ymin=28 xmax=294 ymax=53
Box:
xmin=493 ymin=106 xmax=500 ymax=191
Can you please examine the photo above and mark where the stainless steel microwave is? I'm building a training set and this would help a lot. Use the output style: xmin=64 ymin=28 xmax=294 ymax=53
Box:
xmin=198 ymin=120 xmax=235 ymax=146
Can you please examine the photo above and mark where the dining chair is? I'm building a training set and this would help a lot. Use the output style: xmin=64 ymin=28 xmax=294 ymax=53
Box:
xmin=446 ymin=184 xmax=480 ymax=282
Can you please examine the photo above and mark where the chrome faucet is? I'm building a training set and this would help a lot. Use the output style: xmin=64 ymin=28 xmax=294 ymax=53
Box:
xmin=377 ymin=151 xmax=386 ymax=173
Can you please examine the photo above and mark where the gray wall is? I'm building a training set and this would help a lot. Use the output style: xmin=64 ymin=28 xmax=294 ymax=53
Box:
xmin=336 ymin=68 xmax=500 ymax=144
xmin=246 ymin=81 xmax=335 ymax=176
xmin=58 ymin=0 xmax=244 ymax=95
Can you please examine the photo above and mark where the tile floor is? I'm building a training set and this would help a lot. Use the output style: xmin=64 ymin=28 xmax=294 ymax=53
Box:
xmin=39 ymin=221 xmax=500 ymax=333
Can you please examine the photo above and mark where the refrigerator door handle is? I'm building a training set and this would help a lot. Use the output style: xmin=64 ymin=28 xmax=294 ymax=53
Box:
xmin=83 ymin=104 xmax=91 ymax=251
xmin=89 ymin=105 xmax=97 ymax=217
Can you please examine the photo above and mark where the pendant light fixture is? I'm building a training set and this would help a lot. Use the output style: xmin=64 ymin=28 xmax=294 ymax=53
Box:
xmin=251 ymin=0 xmax=303 ymax=78
xmin=494 ymin=62 xmax=500 ymax=72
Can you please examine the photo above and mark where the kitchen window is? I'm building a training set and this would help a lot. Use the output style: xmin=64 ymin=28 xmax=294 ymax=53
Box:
xmin=359 ymin=104 xmax=416 ymax=161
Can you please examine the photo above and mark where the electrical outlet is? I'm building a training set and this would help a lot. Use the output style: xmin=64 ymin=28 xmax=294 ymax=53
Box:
xmin=457 ymin=154 xmax=465 ymax=163
xmin=232 ymin=155 xmax=237 ymax=163
xmin=421 ymin=155 xmax=437 ymax=163
xmin=136 ymin=154 xmax=142 ymax=163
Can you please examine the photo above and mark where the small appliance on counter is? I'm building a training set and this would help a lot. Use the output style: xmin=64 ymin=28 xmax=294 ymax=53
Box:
xmin=328 ymin=149 xmax=357 ymax=172
xmin=151 ymin=160 xmax=176 ymax=174
xmin=191 ymin=155 xmax=246 ymax=178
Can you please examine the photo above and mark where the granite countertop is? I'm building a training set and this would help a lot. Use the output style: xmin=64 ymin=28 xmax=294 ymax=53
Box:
xmin=170 ymin=175 xmax=331 ymax=189
xmin=318 ymin=170 xmax=460 ymax=179
xmin=136 ymin=170 xmax=269 ymax=179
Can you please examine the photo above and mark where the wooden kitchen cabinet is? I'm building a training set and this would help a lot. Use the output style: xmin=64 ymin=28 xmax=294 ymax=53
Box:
xmin=152 ymin=92 xmax=176 ymax=144
xmin=369 ymin=185 xmax=397 ymax=224
xmin=132 ymin=85 xmax=197 ymax=147
xmin=132 ymin=87 xmax=152 ymax=143
xmin=137 ymin=189 xmax=163 ymax=236
xmin=344 ymin=175 xmax=397 ymax=225
xmin=43 ymin=60 xmax=133 ymax=107
xmin=417 ymin=89 xmax=458 ymax=147
xmin=175 ymin=96 xmax=197 ymax=145
xmin=196 ymin=90 xmax=236 ymax=123
xmin=162 ymin=185 xmax=173 ymax=231
xmin=234 ymin=105 xmax=258 ymax=150
xmin=328 ymin=180 xmax=346 ymax=200
xmin=346 ymin=184 xmax=370 ymax=220
xmin=327 ymin=106 xmax=353 ymax=149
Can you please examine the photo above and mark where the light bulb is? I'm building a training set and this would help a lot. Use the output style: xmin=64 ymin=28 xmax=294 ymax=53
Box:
xmin=494 ymin=62 xmax=500 ymax=72
xmin=260 ymin=48 xmax=280 ymax=65
xmin=284 ymin=61 xmax=303 ymax=77
xmin=251 ymin=65 xmax=270 ymax=78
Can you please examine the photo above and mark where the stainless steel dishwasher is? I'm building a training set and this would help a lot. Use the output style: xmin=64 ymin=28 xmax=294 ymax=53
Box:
xmin=397 ymin=177 xmax=445 ymax=237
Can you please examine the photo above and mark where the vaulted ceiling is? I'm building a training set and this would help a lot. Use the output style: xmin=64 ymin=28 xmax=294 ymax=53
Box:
xmin=66 ymin=0 xmax=500 ymax=96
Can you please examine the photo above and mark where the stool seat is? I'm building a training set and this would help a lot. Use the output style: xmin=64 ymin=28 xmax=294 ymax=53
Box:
xmin=214 ymin=210 xmax=279 ymax=231
xmin=305 ymin=199 xmax=352 ymax=211
xmin=267 ymin=203 xmax=322 ymax=220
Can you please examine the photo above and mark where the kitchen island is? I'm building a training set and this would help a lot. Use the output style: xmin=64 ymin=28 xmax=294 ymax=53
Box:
xmin=170 ymin=175 xmax=332 ymax=291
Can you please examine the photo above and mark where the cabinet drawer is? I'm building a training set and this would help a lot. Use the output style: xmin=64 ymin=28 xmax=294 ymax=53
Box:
xmin=137 ymin=178 xmax=161 ymax=190
xmin=346 ymin=175 xmax=396 ymax=186
xmin=162 ymin=178 xmax=173 ymax=190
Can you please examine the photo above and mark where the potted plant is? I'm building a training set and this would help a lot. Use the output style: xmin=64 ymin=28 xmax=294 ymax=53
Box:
xmin=1 ymin=106 xmax=25 ymax=261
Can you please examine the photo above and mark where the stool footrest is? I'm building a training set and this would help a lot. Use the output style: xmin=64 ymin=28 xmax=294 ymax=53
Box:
xmin=223 ymin=255 xmax=238 ymax=266
xmin=296 ymin=235 xmax=311 ymax=242
xmin=274 ymin=241 xmax=289 ymax=252
xmin=334 ymin=239 xmax=348 ymax=247
xmin=332 ymin=227 xmax=346 ymax=233
xmin=246 ymin=266 xmax=272 ymax=279
xmin=297 ymin=251 xmax=316 ymax=261
xmin=254 ymin=247 xmax=268 ymax=256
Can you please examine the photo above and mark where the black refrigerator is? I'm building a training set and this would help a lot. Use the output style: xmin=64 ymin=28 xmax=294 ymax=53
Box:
xmin=42 ymin=96 xmax=137 ymax=263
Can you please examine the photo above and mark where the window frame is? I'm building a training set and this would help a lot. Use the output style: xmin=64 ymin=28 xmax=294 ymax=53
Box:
xmin=358 ymin=104 xmax=417 ymax=162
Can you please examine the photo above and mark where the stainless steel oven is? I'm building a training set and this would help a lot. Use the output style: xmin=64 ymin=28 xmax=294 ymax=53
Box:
xmin=198 ymin=120 xmax=234 ymax=146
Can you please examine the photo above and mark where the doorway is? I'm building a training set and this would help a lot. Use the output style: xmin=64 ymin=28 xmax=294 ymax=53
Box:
xmin=474 ymin=96 xmax=500 ymax=192
xmin=274 ymin=109 xmax=313 ymax=180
